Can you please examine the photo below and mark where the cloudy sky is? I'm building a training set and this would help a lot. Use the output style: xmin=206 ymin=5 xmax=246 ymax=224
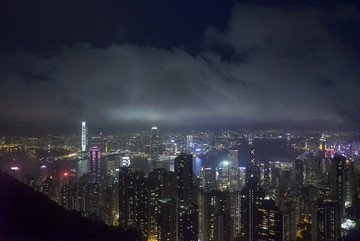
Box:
xmin=1 ymin=0 xmax=360 ymax=135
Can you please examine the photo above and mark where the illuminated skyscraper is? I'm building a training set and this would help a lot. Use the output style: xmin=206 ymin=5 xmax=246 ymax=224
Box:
xmin=186 ymin=135 xmax=194 ymax=154
xmin=121 ymin=156 xmax=131 ymax=167
xmin=319 ymin=134 xmax=327 ymax=151
xmin=77 ymin=152 xmax=90 ymax=181
xmin=218 ymin=160 xmax=230 ymax=191
xmin=246 ymin=147 xmax=260 ymax=185
xmin=81 ymin=121 xmax=88 ymax=152
xmin=249 ymin=147 xmax=256 ymax=165
xmin=229 ymin=150 xmax=239 ymax=192
xmin=90 ymin=146 xmax=101 ymax=184
xmin=199 ymin=167 xmax=217 ymax=192
xmin=150 ymin=126 xmax=162 ymax=171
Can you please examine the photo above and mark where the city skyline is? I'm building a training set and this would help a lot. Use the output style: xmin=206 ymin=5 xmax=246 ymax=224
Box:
xmin=1 ymin=1 xmax=360 ymax=135
xmin=2 ymin=123 xmax=360 ymax=240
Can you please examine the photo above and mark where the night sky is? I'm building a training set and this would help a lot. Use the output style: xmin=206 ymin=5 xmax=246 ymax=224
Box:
xmin=1 ymin=0 xmax=360 ymax=135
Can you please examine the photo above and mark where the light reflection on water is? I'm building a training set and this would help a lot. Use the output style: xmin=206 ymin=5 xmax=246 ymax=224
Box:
xmin=0 ymin=138 xmax=302 ymax=179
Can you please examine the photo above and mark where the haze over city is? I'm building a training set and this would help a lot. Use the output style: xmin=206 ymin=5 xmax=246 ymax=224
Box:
xmin=1 ymin=0 xmax=360 ymax=135
xmin=1 ymin=1 xmax=360 ymax=241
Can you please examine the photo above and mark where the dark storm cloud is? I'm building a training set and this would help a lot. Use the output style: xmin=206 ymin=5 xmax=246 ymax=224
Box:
xmin=1 ymin=2 xmax=360 ymax=132
xmin=206 ymin=4 xmax=360 ymax=125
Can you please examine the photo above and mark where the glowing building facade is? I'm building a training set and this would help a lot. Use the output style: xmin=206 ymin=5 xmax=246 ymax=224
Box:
xmin=90 ymin=146 xmax=101 ymax=184
xmin=150 ymin=126 xmax=162 ymax=171
xmin=229 ymin=150 xmax=240 ymax=192
xmin=81 ymin=121 xmax=87 ymax=152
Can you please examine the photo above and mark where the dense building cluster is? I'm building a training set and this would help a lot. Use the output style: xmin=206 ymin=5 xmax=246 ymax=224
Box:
xmin=1 ymin=124 xmax=360 ymax=241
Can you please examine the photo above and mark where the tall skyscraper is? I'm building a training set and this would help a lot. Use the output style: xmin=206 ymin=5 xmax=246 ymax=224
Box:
xmin=240 ymin=181 xmax=264 ymax=241
xmin=90 ymin=146 xmax=101 ymax=184
xmin=218 ymin=160 xmax=230 ymax=191
xmin=229 ymin=150 xmax=240 ymax=192
xmin=319 ymin=134 xmax=327 ymax=151
xmin=81 ymin=121 xmax=87 ymax=152
xmin=150 ymin=126 xmax=162 ymax=171
xmin=186 ymin=135 xmax=194 ymax=154
xmin=199 ymin=167 xmax=217 ymax=193
xmin=175 ymin=154 xmax=198 ymax=241
xmin=246 ymin=147 xmax=260 ymax=185
xmin=330 ymin=155 xmax=346 ymax=220
xmin=292 ymin=159 xmax=304 ymax=187
xmin=175 ymin=154 xmax=193 ymax=204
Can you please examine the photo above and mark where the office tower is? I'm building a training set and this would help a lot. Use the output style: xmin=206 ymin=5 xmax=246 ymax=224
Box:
xmin=292 ymin=159 xmax=304 ymax=187
xmin=121 ymin=156 xmax=131 ymax=167
xmin=81 ymin=121 xmax=87 ymax=152
xmin=77 ymin=153 xmax=90 ymax=181
xmin=319 ymin=134 xmax=326 ymax=151
xmin=239 ymin=167 xmax=246 ymax=187
xmin=246 ymin=147 xmax=260 ymax=185
xmin=345 ymin=159 xmax=354 ymax=206
xmin=256 ymin=199 xmax=282 ymax=241
xmin=186 ymin=135 xmax=194 ymax=154
xmin=150 ymin=126 xmax=162 ymax=171
xmin=229 ymin=150 xmax=240 ymax=192
xmin=304 ymin=157 xmax=322 ymax=185
xmin=118 ymin=167 xmax=148 ymax=236
xmin=312 ymin=200 xmax=342 ymax=241
xmin=249 ymin=147 xmax=256 ymax=165
xmin=175 ymin=154 xmax=198 ymax=241
xmin=106 ymin=160 xmax=116 ymax=176
xmin=199 ymin=167 xmax=217 ymax=193
xmin=90 ymin=146 xmax=101 ymax=184
xmin=218 ymin=160 xmax=230 ymax=191
xmin=240 ymin=181 xmax=264 ymax=241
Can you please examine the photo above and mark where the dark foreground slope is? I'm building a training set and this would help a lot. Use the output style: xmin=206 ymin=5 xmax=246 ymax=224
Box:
xmin=0 ymin=171 xmax=141 ymax=241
